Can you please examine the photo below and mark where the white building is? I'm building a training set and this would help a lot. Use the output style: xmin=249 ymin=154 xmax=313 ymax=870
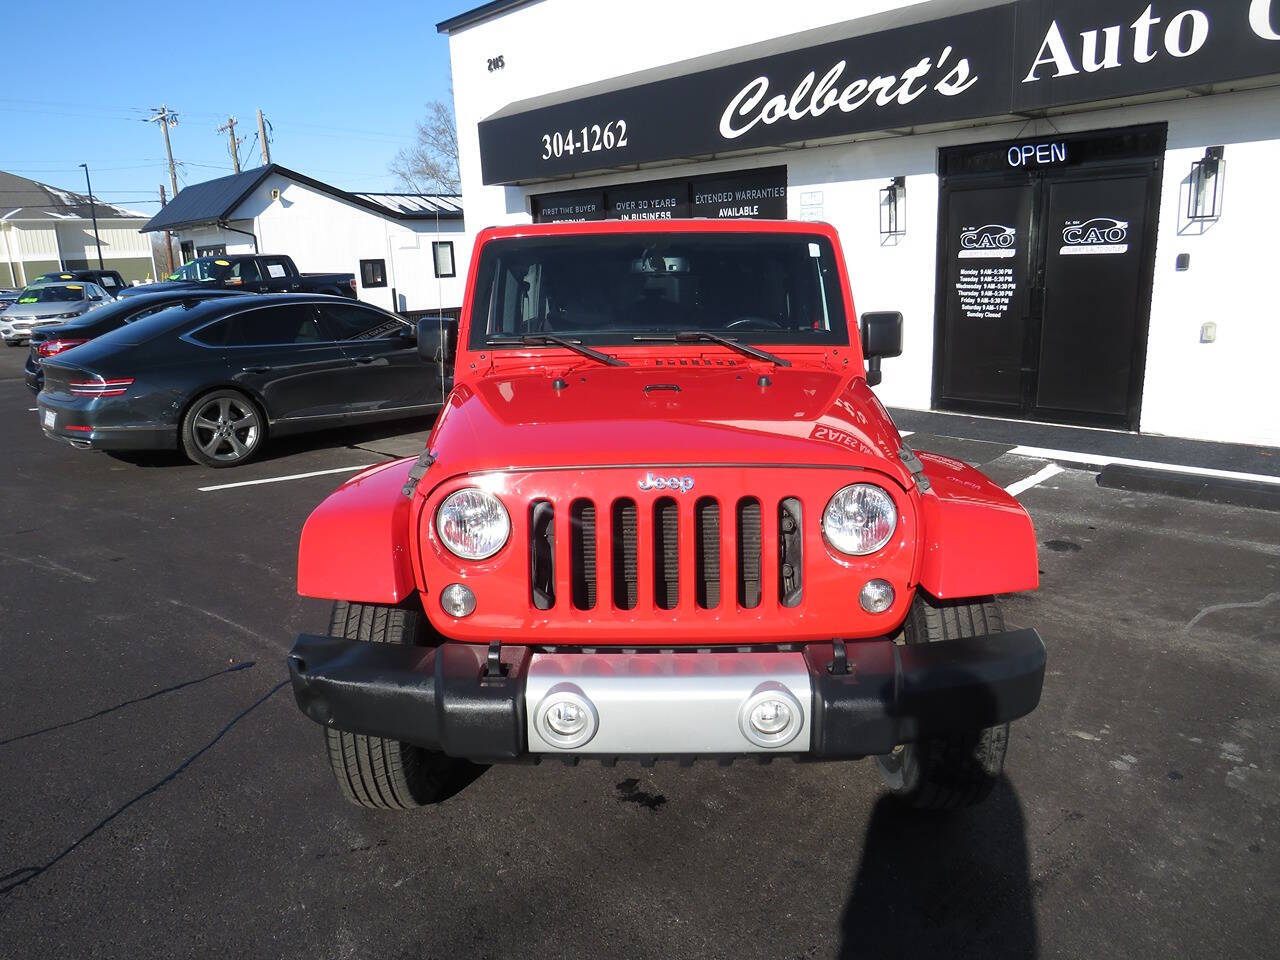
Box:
xmin=439 ymin=0 xmax=1280 ymax=448
xmin=1 ymin=170 xmax=155 ymax=287
xmin=142 ymin=165 xmax=467 ymax=316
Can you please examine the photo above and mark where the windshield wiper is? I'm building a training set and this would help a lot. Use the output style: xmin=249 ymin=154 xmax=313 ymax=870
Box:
xmin=486 ymin=334 xmax=628 ymax=367
xmin=633 ymin=332 xmax=791 ymax=367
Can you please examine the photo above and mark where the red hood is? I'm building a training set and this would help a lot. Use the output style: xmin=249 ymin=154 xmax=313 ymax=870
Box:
xmin=425 ymin=363 xmax=913 ymax=488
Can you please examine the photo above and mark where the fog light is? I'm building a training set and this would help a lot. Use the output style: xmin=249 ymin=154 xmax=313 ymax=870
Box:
xmin=859 ymin=579 xmax=895 ymax=614
xmin=546 ymin=701 xmax=588 ymax=737
xmin=739 ymin=685 xmax=803 ymax=749
xmin=535 ymin=685 xmax=598 ymax=749
xmin=439 ymin=583 xmax=476 ymax=618
xmin=749 ymin=699 xmax=793 ymax=736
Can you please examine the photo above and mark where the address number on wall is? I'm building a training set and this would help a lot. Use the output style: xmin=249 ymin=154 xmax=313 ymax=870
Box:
xmin=487 ymin=55 xmax=505 ymax=71
xmin=541 ymin=120 xmax=629 ymax=160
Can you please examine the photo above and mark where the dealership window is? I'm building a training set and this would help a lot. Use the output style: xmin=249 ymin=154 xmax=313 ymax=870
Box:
xmin=196 ymin=244 xmax=226 ymax=257
xmin=432 ymin=241 xmax=455 ymax=278
xmin=360 ymin=258 xmax=387 ymax=288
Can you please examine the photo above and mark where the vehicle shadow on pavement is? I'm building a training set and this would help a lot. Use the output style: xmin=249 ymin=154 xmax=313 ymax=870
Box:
xmin=102 ymin=415 xmax=437 ymax=469
xmin=838 ymin=776 xmax=1036 ymax=959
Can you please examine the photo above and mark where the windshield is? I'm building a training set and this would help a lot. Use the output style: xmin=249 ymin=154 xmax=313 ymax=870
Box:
xmin=17 ymin=284 xmax=86 ymax=304
xmin=166 ymin=257 xmax=232 ymax=283
xmin=468 ymin=232 xmax=849 ymax=349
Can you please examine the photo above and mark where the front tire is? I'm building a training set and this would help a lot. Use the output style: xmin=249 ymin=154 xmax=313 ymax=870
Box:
xmin=181 ymin=389 xmax=264 ymax=467
xmin=876 ymin=595 xmax=1010 ymax=810
xmin=324 ymin=600 xmax=478 ymax=810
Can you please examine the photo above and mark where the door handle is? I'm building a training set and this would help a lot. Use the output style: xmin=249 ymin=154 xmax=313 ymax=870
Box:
xmin=242 ymin=365 xmax=272 ymax=373
xmin=354 ymin=356 xmax=375 ymax=364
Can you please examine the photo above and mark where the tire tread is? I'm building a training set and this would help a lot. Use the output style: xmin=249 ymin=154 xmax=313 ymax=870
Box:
xmin=322 ymin=600 xmax=460 ymax=810
xmin=881 ymin=594 xmax=1009 ymax=811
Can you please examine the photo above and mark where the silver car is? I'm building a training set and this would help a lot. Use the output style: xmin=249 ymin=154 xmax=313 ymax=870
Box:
xmin=1 ymin=282 xmax=110 ymax=346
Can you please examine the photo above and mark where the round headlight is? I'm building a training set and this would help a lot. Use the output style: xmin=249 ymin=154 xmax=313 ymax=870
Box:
xmin=822 ymin=483 xmax=898 ymax=556
xmin=435 ymin=487 xmax=510 ymax=560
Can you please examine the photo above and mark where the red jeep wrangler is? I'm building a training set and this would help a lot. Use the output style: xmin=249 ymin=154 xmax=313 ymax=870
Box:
xmin=288 ymin=220 xmax=1045 ymax=811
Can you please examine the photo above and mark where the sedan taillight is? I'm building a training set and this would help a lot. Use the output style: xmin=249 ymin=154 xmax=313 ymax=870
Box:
xmin=70 ymin=377 xmax=134 ymax=398
xmin=37 ymin=338 xmax=89 ymax=358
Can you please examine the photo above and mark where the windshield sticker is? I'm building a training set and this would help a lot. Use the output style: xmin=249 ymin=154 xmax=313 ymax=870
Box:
xmin=266 ymin=264 xmax=286 ymax=278
xmin=1060 ymin=217 xmax=1130 ymax=256
xmin=18 ymin=297 xmax=36 ymax=304
xmin=66 ymin=284 xmax=83 ymax=290
xmin=214 ymin=259 xmax=231 ymax=266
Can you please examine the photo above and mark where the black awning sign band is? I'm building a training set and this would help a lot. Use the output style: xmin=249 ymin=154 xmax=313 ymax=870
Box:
xmin=478 ymin=0 xmax=1280 ymax=185
xmin=718 ymin=43 xmax=980 ymax=142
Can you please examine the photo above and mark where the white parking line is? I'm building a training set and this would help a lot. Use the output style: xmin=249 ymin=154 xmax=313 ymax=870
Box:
xmin=1008 ymin=445 xmax=1280 ymax=487
xmin=28 ymin=408 xmax=37 ymax=412
xmin=198 ymin=464 xmax=373 ymax=492
xmin=1004 ymin=463 xmax=1064 ymax=497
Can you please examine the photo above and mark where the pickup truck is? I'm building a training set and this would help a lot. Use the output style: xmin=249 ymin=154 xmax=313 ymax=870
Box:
xmin=119 ymin=254 xmax=356 ymax=299
xmin=287 ymin=220 xmax=1046 ymax=813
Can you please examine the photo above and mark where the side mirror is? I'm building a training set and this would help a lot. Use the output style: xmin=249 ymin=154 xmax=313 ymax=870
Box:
xmin=859 ymin=311 xmax=903 ymax=387
xmin=417 ymin=316 xmax=457 ymax=366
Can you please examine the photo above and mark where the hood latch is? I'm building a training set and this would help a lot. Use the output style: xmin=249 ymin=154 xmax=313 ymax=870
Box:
xmin=401 ymin=449 xmax=436 ymax=498
xmin=898 ymin=445 xmax=931 ymax=494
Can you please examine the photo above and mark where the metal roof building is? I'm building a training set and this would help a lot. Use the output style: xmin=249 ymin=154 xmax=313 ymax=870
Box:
xmin=143 ymin=165 xmax=467 ymax=316
xmin=1 ymin=170 xmax=155 ymax=287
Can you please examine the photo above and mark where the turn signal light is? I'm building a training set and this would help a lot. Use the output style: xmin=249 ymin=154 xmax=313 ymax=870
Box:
xmin=37 ymin=338 xmax=88 ymax=358
xmin=70 ymin=377 xmax=134 ymax=398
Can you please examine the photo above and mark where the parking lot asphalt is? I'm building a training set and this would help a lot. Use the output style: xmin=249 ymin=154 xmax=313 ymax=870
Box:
xmin=1 ymin=345 xmax=1276 ymax=960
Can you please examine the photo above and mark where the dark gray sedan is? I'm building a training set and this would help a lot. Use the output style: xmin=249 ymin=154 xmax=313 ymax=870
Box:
xmin=37 ymin=293 xmax=447 ymax=467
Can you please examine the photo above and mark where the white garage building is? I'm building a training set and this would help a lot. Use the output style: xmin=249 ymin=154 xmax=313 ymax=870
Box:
xmin=142 ymin=164 xmax=467 ymax=317
xmin=439 ymin=0 xmax=1280 ymax=448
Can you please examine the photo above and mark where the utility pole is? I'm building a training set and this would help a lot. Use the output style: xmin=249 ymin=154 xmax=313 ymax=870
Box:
xmin=217 ymin=115 xmax=243 ymax=172
xmin=256 ymin=109 xmax=271 ymax=165
xmin=146 ymin=105 xmax=180 ymax=197
xmin=159 ymin=185 xmax=174 ymax=274
xmin=78 ymin=163 xmax=104 ymax=269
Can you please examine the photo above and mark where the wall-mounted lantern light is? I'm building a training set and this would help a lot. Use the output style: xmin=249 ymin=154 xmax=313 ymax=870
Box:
xmin=1187 ymin=146 xmax=1224 ymax=222
xmin=880 ymin=176 xmax=906 ymax=237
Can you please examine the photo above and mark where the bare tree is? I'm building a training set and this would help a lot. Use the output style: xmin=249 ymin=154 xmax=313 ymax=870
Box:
xmin=390 ymin=97 xmax=460 ymax=194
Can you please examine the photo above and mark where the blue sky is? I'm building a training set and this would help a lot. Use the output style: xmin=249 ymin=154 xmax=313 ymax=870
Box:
xmin=1 ymin=0 xmax=463 ymax=215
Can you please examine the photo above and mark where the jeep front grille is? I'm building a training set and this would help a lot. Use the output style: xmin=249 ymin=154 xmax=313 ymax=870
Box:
xmin=528 ymin=494 xmax=799 ymax=612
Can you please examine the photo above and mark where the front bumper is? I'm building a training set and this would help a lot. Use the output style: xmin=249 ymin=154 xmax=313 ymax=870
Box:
xmin=288 ymin=631 xmax=1046 ymax=762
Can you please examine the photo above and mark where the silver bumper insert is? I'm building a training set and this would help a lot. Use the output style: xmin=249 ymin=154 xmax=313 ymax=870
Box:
xmin=524 ymin=651 xmax=812 ymax=754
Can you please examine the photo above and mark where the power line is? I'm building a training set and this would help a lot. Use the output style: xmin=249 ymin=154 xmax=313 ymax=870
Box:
xmin=216 ymin=115 xmax=245 ymax=173
xmin=145 ymin=105 xmax=181 ymax=197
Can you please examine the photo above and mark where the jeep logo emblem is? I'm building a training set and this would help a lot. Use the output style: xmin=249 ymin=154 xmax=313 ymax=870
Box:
xmin=638 ymin=472 xmax=694 ymax=493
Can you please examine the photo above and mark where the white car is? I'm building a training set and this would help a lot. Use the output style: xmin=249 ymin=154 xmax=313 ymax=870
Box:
xmin=1 ymin=281 xmax=110 ymax=346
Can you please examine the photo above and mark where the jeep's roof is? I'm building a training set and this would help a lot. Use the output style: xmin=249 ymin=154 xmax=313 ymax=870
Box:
xmin=476 ymin=218 xmax=840 ymax=243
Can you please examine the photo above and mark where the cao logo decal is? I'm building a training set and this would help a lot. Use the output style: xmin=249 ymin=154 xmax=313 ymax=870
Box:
xmin=638 ymin=472 xmax=694 ymax=493
xmin=958 ymin=224 xmax=1017 ymax=259
xmin=1060 ymin=217 xmax=1129 ymax=256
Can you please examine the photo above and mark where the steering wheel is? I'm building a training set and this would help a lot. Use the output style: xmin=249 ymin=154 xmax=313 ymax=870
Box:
xmin=725 ymin=316 xmax=784 ymax=330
